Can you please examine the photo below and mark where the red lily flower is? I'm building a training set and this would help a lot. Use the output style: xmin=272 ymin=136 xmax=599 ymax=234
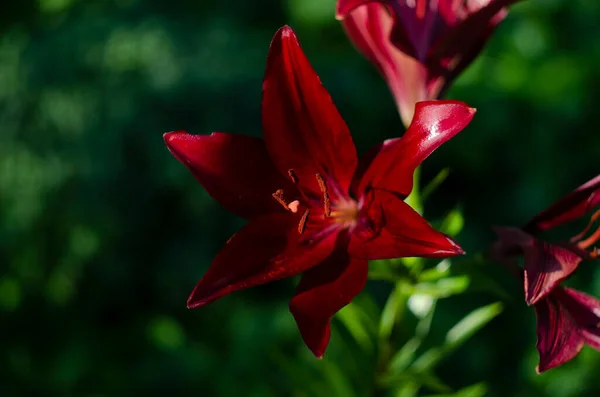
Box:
xmin=164 ymin=26 xmax=475 ymax=358
xmin=492 ymin=175 xmax=600 ymax=371
xmin=337 ymin=0 xmax=520 ymax=126
xmin=534 ymin=286 xmax=600 ymax=373
xmin=494 ymin=175 xmax=600 ymax=306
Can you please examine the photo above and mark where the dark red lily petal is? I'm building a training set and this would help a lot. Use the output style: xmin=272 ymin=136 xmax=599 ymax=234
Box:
xmin=289 ymin=248 xmax=368 ymax=358
xmin=387 ymin=0 xmax=448 ymax=63
xmin=534 ymin=290 xmax=585 ymax=373
xmin=558 ymin=288 xmax=600 ymax=351
xmin=187 ymin=212 xmax=338 ymax=309
xmin=491 ymin=226 xmax=531 ymax=255
xmin=368 ymin=1 xmax=514 ymax=65
xmin=432 ymin=0 xmax=511 ymax=70
xmin=336 ymin=0 xmax=375 ymax=19
xmin=438 ymin=0 xmax=518 ymax=31
xmin=489 ymin=226 xmax=529 ymax=278
xmin=262 ymin=26 xmax=358 ymax=196
xmin=164 ymin=131 xmax=295 ymax=219
xmin=356 ymin=100 xmax=475 ymax=198
xmin=523 ymin=240 xmax=582 ymax=306
xmin=341 ymin=2 xmax=430 ymax=127
xmin=523 ymin=174 xmax=600 ymax=235
xmin=348 ymin=189 xmax=464 ymax=259
xmin=435 ymin=1 xmax=508 ymax=92
xmin=493 ymin=227 xmax=582 ymax=305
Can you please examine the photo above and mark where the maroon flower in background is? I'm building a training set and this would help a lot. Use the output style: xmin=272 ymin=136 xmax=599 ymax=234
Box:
xmin=534 ymin=286 xmax=600 ymax=373
xmin=337 ymin=0 xmax=520 ymax=126
xmin=164 ymin=26 xmax=475 ymax=357
xmin=495 ymin=175 xmax=600 ymax=306
xmin=493 ymin=175 xmax=600 ymax=372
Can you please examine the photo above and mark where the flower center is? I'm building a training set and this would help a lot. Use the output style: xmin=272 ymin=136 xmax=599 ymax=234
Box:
xmin=330 ymin=199 xmax=360 ymax=228
xmin=271 ymin=170 xmax=360 ymax=235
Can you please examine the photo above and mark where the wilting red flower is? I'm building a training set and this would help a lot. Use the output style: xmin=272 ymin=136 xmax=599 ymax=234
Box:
xmin=337 ymin=0 xmax=520 ymax=127
xmin=493 ymin=174 xmax=600 ymax=372
xmin=164 ymin=26 xmax=475 ymax=357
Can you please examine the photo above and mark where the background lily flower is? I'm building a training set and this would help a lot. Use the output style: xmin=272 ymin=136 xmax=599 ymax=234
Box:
xmin=493 ymin=175 xmax=600 ymax=306
xmin=337 ymin=0 xmax=520 ymax=127
xmin=492 ymin=175 xmax=600 ymax=371
xmin=534 ymin=286 xmax=600 ymax=373
xmin=164 ymin=26 xmax=475 ymax=357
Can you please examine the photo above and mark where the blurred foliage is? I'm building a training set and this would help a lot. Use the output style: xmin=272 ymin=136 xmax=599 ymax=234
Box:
xmin=1 ymin=0 xmax=600 ymax=396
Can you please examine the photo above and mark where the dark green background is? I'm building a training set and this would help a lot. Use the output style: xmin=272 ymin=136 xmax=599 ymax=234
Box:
xmin=1 ymin=0 xmax=599 ymax=395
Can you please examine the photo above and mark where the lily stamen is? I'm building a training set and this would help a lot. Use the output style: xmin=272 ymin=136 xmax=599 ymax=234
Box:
xmin=577 ymin=225 xmax=600 ymax=251
xmin=288 ymin=169 xmax=298 ymax=184
xmin=272 ymin=189 xmax=290 ymax=211
xmin=570 ymin=209 xmax=600 ymax=244
xmin=298 ymin=209 xmax=310 ymax=234
xmin=272 ymin=189 xmax=300 ymax=214
xmin=273 ymin=189 xmax=301 ymax=214
xmin=315 ymin=173 xmax=331 ymax=216
xmin=570 ymin=209 xmax=600 ymax=252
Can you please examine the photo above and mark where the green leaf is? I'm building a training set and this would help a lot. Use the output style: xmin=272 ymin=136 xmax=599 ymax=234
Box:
xmin=353 ymin=293 xmax=381 ymax=326
xmin=388 ymin=337 xmax=422 ymax=374
xmin=393 ymin=381 xmax=421 ymax=397
xmin=271 ymin=350 xmax=327 ymax=396
xmin=418 ymin=260 xmax=451 ymax=282
xmin=147 ymin=316 xmax=185 ymax=351
xmin=410 ymin=276 xmax=470 ymax=298
xmin=287 ymin=0 xmax=337 ymax=25
xmin=378 ymin=370 xmax=452 ymax=394
xmin=389 ymin=300 xmax=437 ymax=373
xmin=379 ymin=282 xmax=409 ymax=340
xmin=421 ymin=382 xmax=487 ymax=397
xmin=439 ymin=208 xmax=464 ymax=237
xmin=368 ymin=259 xmax=414 ymax=282
xmin=448 ymin=258 xmax=512 ymax=300
xmin=337 ymin=300 xmax=376 ymax=354
xmin=407 ymin=294 xmax=436 ymax=319
xmin=320 ymin=359 xmax=358 ymax=397
xmin=405 ymin=167 xmax=423 ymax=214
xmin=369 ymin=257 xmax=426 ymax=277
xmin=445 ymin=302 xmax=504 ymax=347
xmin=411 ymin=302 xmax=503 ymax=371
xmin=454 ymin=383 xmax=488 ymax=397
xmin=400 ymin=256 xmax=425 ymax=274
xmin=368 ymin=271 xmax=401 ymax=282
xmin=422 ymin=168 xmax=451 ymax=201
xmin=411 ymin=347 xmax=445 ymax=372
